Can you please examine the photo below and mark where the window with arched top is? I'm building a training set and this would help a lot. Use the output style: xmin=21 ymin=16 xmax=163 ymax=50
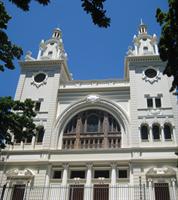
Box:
xmin=140 ymin=124 xmax=149 ymax=140
xmin=152 ymin=124 xmax=160 ymax=140
xmin=164 ymin=124 xmax=172 ymax=140
xmin=62 ymin=109 xmax=121 ymax=149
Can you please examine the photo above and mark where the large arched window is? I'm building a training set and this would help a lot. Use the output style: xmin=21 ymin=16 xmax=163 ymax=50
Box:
xmin=164 ymin=123 xmax=172 ymax=140
xmin=63 ymin=109 xmax=121 ymax=149
xmin=140 ymin=124 xmax=149 ymax=140
xmin=152 ymin=124 xmax=160 ymax=140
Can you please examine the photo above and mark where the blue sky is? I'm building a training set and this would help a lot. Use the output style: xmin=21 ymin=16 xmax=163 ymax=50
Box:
xmin=0 ymin=0 xmax=167 ymax=97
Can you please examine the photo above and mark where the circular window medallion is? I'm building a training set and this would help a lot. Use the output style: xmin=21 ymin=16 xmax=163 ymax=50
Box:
xmin=31 ymin=72 xmax=48 ymax=88
xmin=34 ymin=73 xmax=46 ymax=83
xmin=142 ymin=67 xmax=160 ymax=84
xmin=145 ymin=68 xmax=157 ymax=78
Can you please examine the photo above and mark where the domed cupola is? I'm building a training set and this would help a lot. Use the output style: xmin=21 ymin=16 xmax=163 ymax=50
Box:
xmin=36 ymin=27 xmax=67 ymax=60
xmin=127 ymin=20 xmax=159 ymax=56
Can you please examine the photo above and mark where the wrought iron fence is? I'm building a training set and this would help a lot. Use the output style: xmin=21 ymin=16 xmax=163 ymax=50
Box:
xmin=0 ymin=184 xmax=177 ymax=200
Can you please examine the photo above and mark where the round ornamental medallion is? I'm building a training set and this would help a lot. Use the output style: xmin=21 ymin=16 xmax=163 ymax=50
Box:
xmin=145 ymin=68 xmax=157 ymax=78
xmin=142 ymin=67 xmax=160 ymax=84
xmin=31 ymin=72 xmax=48 ymax=88
xmin=34 ymin=73 xmax=46 ymax=83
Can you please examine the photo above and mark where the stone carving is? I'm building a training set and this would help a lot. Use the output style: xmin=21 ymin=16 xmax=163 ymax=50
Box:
xmin=86 ymin=95 xmax=100 ymax=103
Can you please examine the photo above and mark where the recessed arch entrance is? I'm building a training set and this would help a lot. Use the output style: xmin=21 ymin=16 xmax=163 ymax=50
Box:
xmin=53 ymin=96 xmax=130 ymax=149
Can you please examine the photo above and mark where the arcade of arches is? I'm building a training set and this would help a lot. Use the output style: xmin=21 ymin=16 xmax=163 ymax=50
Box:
xmin=62 ymin=109 xmax=121 ymax=149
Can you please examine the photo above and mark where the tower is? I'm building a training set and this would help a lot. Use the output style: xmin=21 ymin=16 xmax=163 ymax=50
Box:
xmin=15 ymin=28 xmax=71 ymax=149
xmin=125 ymin=21 xmax=178 ymax=148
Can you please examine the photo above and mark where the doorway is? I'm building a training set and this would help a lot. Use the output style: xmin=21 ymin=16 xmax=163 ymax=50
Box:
xmin=69 ymin=185 xmax=84 ymax=200
xmin=154 ymin=183 xmax=170 ymax=200
xmin=11 ymin=184 xmax=25 ymax=200
xmin=93 ymin=184 xmax=109 ymax=200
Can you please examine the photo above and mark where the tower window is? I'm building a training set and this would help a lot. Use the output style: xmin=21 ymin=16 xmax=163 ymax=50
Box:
xmin=35 ymin=101 xmax=41 ymax=112
xmin=48 ymin=51 xmax=53 ymax=56
xmin=152 ymin=124 xmax=160 ymax=140
xmin=145 ymin=68 xmax=157 ymax=78
xmin=143 ymin=46 xmax=148 ymax=51
xmin=147 ymin=98 xmax=153 ymax=108
xmin=164 ymin=124 xmax=172 ymax=140
xmin=34 ymin=73 xmax=46 ymax=83
xmin=36 ymin=126 xmax=45 ymax=144
xmin=155 ymin=98 xmax=161 ymax=108
xmin=140 ymin=124 xmax=149 ymax=140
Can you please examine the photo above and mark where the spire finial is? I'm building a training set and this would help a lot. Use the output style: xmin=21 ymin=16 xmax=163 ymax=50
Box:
xmin=140 ymin=18 xmax=143 ymax=25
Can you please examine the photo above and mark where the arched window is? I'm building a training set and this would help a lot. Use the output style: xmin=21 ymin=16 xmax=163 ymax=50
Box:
xmin=164 ymin=124 xmax=172 ymax=140
xmin=152 ymin=124 xmax=160 ymax=140
xmin=63 ymin=109 xmax=121 ymax=149
xmin=36 ymin=126 xmax=45 ymax=144
xmin=140 ymin=124 xmax=149 ymax=140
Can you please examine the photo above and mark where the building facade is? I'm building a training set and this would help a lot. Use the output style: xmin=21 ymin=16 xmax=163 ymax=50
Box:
xmin=0 ymin=23 xmax=178 ymax=200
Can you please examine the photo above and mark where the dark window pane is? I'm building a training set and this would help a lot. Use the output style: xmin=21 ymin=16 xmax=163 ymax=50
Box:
xmin=155 ymin=98 xmax=161 ymax=108
xmin=94 ymin=170 xmax=109 ymax=178
xmin=34 ymin=73 xmax=46 ymax=83
xmin=164 ymin=124 xmax=172 ymax=140
xmin=26 ymin=135 xmax=32 ymax=143
xmin=152 ymin=125 xmax=160 ymax=140
xmin=70 ymin=171 xmax=85 ymax=179
xmin=147 ymin=98 xmax=153 ymax=108
xmin=141 ymin=125 xmax=148 ymax=140
xmin=145 ymin=69 xmax=157 ymax=78
xmin=53 ymin=171 xmax=61 ymax=179
xmin=35 ymin=102 xmax=41 ymax=112
xmin=87 ymin=115 xmax=99 ymax=132
xmin=118 ymin=170 xmax=128 ymax=178
xmin=36 ymin=128 xmax=44 ymax=143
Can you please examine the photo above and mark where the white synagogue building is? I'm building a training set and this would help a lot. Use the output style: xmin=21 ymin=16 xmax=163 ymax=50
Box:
xmin=0 ymin=22 xmax=178 ymax=200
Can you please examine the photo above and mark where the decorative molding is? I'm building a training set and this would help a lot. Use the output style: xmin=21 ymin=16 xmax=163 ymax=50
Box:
xmin=6 ymin=168 xmax=34 ymax=178
xmin=85 ymin=94 xmax=100 ymax=103
xmin=31 ymin=71 xmax=48 ymax=88
xmin=142 ymin=66 xmax=161 ymax=84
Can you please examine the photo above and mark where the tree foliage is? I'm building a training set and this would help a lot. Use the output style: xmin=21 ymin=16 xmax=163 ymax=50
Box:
xmin=156 ymin=0 xmax=178 ymax=93
xmin=0 ymin=97 xmax=37 ymax=148
xmin=0 ymin=0 xmax=109 ymax=72
xmin=0 ymin=1 xmax=22 ymax=71
xmin=81 ymin=0 xmax=110 ymax=28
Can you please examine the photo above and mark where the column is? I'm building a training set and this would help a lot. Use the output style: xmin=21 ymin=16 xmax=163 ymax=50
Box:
xmin=74 ymin=115 xmax=82 ymax=149
xmin=84 ymin=163 xmax=92 ymax=200
xmin=61 ymin=163 xmax=69 ymax=200
xmin=161 ymin=125 xmax=165 ymax=143
xmin=148 ymin=179 xmax=154 ymax=200
xmin=149 ymin=126 xmax=153 ymax=143
xmin=110 ymin=163 xmax=117 ymax=200
xmin=171 ymin=178 xmax=177 ymax=200
xmin=62 ymin=163 xmax=68 ymax=186
xmin=154 ymin=44 xmax=159 ymax=55
xmin=103 ymin=113 xmax=109 ymax=148
xmin=32 ymin=136 xmax=36 ymax=149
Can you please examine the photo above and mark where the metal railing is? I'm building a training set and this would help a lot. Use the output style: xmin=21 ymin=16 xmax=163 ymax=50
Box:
xmin=0 ymin=184 xmax=177 ymax=200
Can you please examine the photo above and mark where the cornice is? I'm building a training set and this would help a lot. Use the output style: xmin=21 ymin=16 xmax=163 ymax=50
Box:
xmin=1 ymin=146 xmax=178 ymax=155
xmin=19 ymin=59 xmax=72 ymax=80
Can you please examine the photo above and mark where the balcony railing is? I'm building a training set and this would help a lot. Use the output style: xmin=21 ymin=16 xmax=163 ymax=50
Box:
xmin=0 ymin=184 xmax=177 ymax=200
xmin=62 ymin=133 xmax=121 ymax=150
